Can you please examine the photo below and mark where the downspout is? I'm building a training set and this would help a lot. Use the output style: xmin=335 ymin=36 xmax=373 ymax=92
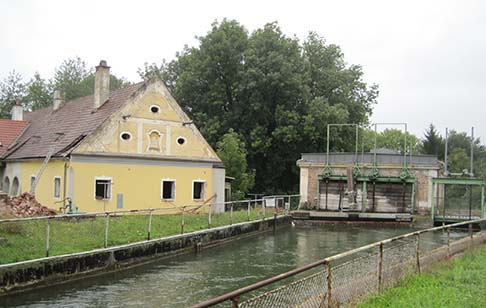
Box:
xmin=63 ymin=156 xmax=69 ymax=213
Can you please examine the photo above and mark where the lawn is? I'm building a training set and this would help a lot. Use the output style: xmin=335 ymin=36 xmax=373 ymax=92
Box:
xmin=359 ymin=246 xmax=486 ymax=308
xmin=0 ymin=208 xmax=276 ymax=264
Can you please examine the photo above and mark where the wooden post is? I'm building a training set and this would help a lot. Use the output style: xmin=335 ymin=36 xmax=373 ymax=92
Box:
xmin=181 ymin=207 xmax=185 ymax=234
xmin=378 ymin=242 xmax=383 ymax=291
xmin=231 ymin=296 xmax=239 ymax=308
xmin=230 ymin=204 xmax=233 ymax=225
xmin=247 ymin=201 xmax=251 ymax=221
xmin=469 ymin=223 xmax=473 ymax=248
xmin=46 ymin=219 xmax=51 ymax=257
xmin=147 ymin=210 xmax=153 ymax=241
xmin=104 ymin=213 xmax=110 ymax=248
xmin=326 ymin=261 xmax=332 ymax=307
xmin=416 ymin=233 xmax=421 ymax=273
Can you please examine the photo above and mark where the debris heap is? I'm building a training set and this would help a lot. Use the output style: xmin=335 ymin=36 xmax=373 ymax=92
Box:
xmin=0 ymin=192 xmax=57 ymax=218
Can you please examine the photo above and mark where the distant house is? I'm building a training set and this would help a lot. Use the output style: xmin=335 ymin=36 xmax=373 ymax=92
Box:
xmin=0 ymin=61 xmax=226 ymax=213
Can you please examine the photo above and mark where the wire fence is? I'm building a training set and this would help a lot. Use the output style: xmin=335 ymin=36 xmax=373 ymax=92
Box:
xmin=0 ymin=194 xmax=299 ymax=264
xmin=193 ymin=218 xmax=486 ymax=308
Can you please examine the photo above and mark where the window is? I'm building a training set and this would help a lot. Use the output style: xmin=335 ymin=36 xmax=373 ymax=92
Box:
xmin=120 ymin=132 xmax=132 ymax=140
xmin=30 ymin=176 xmax=36 ymax=190
xmin=11 ymin=177 xmax=19 ymax=196
xmin=3 ymin=177 xmax=10 ymax=194
xmin=193 ymin=181 xmax=205 ymax=200
xmin=95 ymin=178 xmax=111 ymax=200
xmin=150 ymin=105 xmax=160 ymax=113
xmin=161 ymin=180 xmax=175 ymax=200
xmin=54 ymin=177 xmax=61 ymax=198
xmin=177 ymin=137 xmax=186 ymax=146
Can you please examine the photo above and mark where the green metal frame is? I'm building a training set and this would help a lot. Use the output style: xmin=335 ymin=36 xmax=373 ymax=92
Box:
xmin=431 ymin=177 xmax=486 ymax=220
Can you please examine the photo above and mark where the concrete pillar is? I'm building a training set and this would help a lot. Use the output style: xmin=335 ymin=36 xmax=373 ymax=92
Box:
xmin=94 ymin=60 xmax=110 ymax=110
xmin=53 ymin=90 xmax=65 ymax=111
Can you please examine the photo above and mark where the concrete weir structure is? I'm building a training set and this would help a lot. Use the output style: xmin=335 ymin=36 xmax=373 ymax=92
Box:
xmin=297 ymin=152 xmax=440 ymax=221
xmin=0 ymin=216 xmax=290 ymax=295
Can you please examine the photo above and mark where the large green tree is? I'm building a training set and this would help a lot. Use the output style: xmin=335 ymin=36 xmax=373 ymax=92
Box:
xmin=422 ymin=124 xmax=444 ymax=158
xmin=0 ymin=70 xmax=27 ymax=118
xmin=142 ymin=19 xmax=379 ymax=193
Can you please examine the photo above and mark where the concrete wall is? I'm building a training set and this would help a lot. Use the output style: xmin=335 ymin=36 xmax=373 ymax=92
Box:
xmin=0 ymin=216 xmax=290 ymax=295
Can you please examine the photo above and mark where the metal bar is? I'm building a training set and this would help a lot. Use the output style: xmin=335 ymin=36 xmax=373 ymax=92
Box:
xmin=46 ymin=219 xmax=51 ymax=257
xmin=181 ymin=207 xmax=185 ymax=234
xmin=445 ymin=127 xmax=448 ymax=174
xmin=431 ymin=182 xmax=437 ymax=220
xmin=104 ymin=213 xmax=109 ymax=248
xmin=416 ymin=233 xmax=421 ymax=273
xmin=362 ymin=181 xmax=367 ymax=212
xmin=469 ymin=222 xmax=473 ymax=247
xmin=481 ymin=186 xmax=485 ymax=218
xmin=230 ymin=204 xmax=233 ymax=225
xmin=411 ymin=182 xmax=415 ymax=214
xmin=447 ymin=228 xmax=451 ymax=258
xmin=147 ymin=210 xmax=153 ymax=241
xmin=208 ymin=204 xmax=212 ymax=227
xmin=470 ymin=127 xmax=474 ymax=177
xmin=247 ymin=201 xmax=250 ymax=221
xmin=377 ymin=242 xmax=383 ymax=291
xmin=326 ymin=124 xmax=330 ymax=166
xmin=469 ymin=185 xmax=472 ymax=220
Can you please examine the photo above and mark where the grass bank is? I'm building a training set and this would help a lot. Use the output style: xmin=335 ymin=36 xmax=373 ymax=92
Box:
xmin=0 ymin=209 xmax=276 ymax=264
xmin=359 ymin=246 xmax=486 ymax=308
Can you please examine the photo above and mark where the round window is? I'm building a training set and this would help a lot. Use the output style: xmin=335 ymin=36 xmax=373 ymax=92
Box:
xmin=177 ymin=137 xmax=186 ymax=145
xmin=150 ymin=105 xmax=160 ymax=113
xmin=121 ymin=132 xmax=131 ymax=140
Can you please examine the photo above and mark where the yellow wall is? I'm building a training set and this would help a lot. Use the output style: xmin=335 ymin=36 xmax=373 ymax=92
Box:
xmin=20 ymin=160 xmax=65 ymax=210
xmin=69 ymin=161 xmax=214 ymax=213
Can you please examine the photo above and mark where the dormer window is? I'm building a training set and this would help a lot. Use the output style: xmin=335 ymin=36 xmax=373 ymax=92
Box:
xmin=150 ymin=105 xmax=160 ymax=114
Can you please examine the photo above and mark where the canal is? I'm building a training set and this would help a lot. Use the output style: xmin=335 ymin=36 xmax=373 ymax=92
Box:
xmin=0 ymin=224 xmax=455 ymax=307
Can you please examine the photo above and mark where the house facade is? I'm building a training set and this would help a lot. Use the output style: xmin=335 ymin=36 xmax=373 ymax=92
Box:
xmin=1 ymin=61 xmax=226 ymax=213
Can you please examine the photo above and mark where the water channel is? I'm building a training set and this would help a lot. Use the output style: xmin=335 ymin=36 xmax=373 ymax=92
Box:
xmin=1 ymin=224 xmax=463 ymax=307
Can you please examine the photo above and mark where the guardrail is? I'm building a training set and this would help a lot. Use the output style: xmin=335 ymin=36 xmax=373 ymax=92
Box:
xmin=192 ymin=218 xmax=486 ymax=308
xmin=0 ymin=195 xmax=299 ymax=263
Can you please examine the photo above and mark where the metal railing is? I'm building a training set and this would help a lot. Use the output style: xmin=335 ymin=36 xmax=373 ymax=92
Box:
xmin=192 ymin=218 xmax=486 ymax=308
xmin=0 ymin=195 xmax=299 ymax=263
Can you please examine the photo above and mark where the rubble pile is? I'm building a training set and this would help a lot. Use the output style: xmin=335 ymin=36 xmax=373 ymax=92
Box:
xmin=0 ymin=192 xmax=57 ymax=218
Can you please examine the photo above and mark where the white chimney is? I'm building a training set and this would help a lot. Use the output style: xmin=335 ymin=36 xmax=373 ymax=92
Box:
xmin=53 ymin=90 xmax=65 ymax=111
xmin=11 ymin=101 xmax=23 ymax=121
xmin=94 ymin=60 xmax=110 ymax=110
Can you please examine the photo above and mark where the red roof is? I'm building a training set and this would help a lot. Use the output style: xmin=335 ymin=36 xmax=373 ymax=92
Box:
xmin=0 ymin=119 xmax=28 ymax=156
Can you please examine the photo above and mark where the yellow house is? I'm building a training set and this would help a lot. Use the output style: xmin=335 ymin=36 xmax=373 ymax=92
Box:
xmin=0 ymin=61 xmax=226 ymax=213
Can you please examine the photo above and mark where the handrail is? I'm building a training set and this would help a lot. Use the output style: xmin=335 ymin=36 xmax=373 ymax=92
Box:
xmin=192 ymin=217 xmax=486 ymax=308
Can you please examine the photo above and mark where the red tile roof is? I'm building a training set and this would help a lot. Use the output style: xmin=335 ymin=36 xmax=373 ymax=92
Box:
xmin=2 ymin=82 xmax=145 ymax=160
xmin=0 ymin=119 xmax=28 ymax=156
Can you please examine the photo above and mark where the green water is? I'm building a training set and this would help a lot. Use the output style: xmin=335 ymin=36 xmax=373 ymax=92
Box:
xmin=1 ymin=224 xmax=459 ymax=307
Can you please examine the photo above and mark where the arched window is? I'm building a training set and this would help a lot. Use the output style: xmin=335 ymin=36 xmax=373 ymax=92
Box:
xmin=11 ymin=177 xmax=20 ymax=196
xmin=147 ymin=130 xmax=163 ymax=152
xmin=3 ymin=177 xmax=10 ymax=194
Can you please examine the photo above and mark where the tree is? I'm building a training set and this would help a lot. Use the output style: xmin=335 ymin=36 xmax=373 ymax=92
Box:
xmin=422 ymin=124 xmax=444 ymax=158
xmin=26 ymin=72 xmax=52 ymax=111
xmin=216 ymin=129 xmax=255 ymax=199
xmin=0 ymin=70 xmax=27 ymax=118
xmin=142 ymin=20 xmax=378 ymax=193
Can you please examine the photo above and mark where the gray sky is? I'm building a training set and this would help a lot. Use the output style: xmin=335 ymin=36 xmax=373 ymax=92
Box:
xmin=1 ymin=0 xmax=485 ymax=142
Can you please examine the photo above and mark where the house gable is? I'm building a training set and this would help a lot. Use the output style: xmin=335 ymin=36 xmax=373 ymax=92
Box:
xmin=73 ymin=79 xmax=220 ymax=161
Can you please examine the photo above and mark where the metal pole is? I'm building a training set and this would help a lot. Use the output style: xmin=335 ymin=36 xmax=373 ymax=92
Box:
xmin=416 ymin=233 xmax=421 ymax=273
xmin=147 ymin=210 xmax=153 ymax=241
xmin=378 ymin=242 xmax=383 ymax=291
xmin=469 ymin=222 xmax=473 ymax=247
xmin=470 ymin=127 xmax=474 ymax=177
xmin=445 ymin=128 xmax=448 ymax=174
xmin=362 ymin=181 xmax=367 ymax=212
xmin=247 ymin=201 xmax=250 ymax=221
xmin=431 ymin=182 xmax=437 ymax=220
xmin=447 ymin=228 xmax=451 ymax=258
xmin=373 ymin=123 xmax=378 ymax=167
xmin=181 ymin=207 xmax=185 ymax=234
xmin=208 ymin=204 xmax=212 ymax=228
xmin=404 ymin=123 xmax=408 ymax=169
xmin=355 ymin=125 xmax=359 ymax=164
xmin=481 ymin=186 xmax=485 ymax=218
xmin=104 ymin=213 xmax=109 ymax=248
xmin=230 ymin=204 xmax=233 ymax=225
xmin=262 ymin=201 xmax=266 ymax=220
xmin=46 ymin=219 xmax=51 ymax=257
xmin=411 ymin=183 xmax=416 ymax=214
xmin=326 ymin=124 xmax=330 ymax=166
xmin=326 ymin=262 xmax=332 ymax=307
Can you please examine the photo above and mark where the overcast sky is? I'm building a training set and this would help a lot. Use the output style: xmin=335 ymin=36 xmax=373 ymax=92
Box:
xmin=1 ymin=0 xmax=485 ymax=142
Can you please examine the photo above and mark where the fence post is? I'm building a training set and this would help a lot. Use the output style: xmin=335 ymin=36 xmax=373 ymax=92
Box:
xmin=147 ymin=210 xmax=153 ymax=241
xmin=262 ymin=200 xmax=266 ymax=221
xmin=247 ymin=201 xmax=251 ymax=221
xmin=181 ymin=207 xmax=185 ymax=234
xmin=46 ymin=219 xmax=51 ymax=257
xmin=469 ymin=222 xmax=473 ymax=248
xmin=231 ymin=296 xmax=239 ymax=308
xmin=208 ymin=204 xmax=212 ymax=228
xmin=230 ymin=204 xmax=233 ymax=225
xmin=326 ymin=261 xmax=332 ymax=307
xmin=377 ymin=242 xmax=383 ymax=291
xmin=104 ymin=213 xmax=110 ymax=248
xmin=415 ymin=233 xmax=421 ymax=273
xmin=447 ymin=227 xmax=451 ymax=258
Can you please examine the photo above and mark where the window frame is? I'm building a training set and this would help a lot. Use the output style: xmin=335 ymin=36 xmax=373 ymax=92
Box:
xmin=149 ymin=104 xmax=161 ymax=114
xmin=160 ymin=179 xmax=176 ymax=201
xmin=192 ymin=180 xmax=206 ymax=201
xmin=94 ymin=177 xmax=112 ymax=201
xmin=53 ymin=176 xmax=61 ymax=199
xmin=176 ymin=136 xmax=187 ymax=146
